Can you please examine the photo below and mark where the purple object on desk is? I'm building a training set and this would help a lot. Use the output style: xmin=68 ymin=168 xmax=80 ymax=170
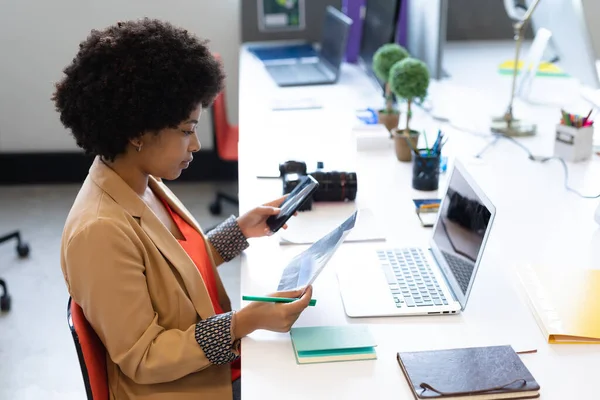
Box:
xmin=343 ymin=0 xmax=409 ymax=62
xmin=342 ymin=0 xmax=365 ymax=63
xmin=395 ymin=0 xmax=408 ymax=46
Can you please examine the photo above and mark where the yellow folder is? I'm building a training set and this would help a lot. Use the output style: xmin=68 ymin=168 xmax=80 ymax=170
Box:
xmin=516 ymin=263 xmax=600 ymax=344
xmin=498 ymin=60 xmax=568 ymax=77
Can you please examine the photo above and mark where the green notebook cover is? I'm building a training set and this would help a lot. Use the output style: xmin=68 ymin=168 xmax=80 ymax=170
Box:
xmin=290 ymin=325 xmax=377 ymax=364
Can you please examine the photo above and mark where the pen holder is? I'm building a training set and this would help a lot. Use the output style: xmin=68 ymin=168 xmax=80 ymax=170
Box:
xmin=412 ymin=151 xmax=440 ymax=191
xmin=393 ymin=129 xmax=419 ymax=162
xmin=553 ymin=124 xmax=594 ymax=162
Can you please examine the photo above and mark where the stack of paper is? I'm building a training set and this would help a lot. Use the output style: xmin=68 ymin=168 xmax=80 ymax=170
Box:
xmin=279 ymin=204 xmax=385 ymax=245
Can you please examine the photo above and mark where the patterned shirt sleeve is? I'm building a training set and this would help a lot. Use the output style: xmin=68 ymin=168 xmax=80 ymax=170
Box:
xmin=206 ymin=215 xmax=249 ymax=262
xmin=194 ymin=312 xmax=240 ymax=365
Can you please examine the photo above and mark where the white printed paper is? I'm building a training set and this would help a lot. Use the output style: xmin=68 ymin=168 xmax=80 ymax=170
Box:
xmin=277 ymin=210 xmax=357 ymax=291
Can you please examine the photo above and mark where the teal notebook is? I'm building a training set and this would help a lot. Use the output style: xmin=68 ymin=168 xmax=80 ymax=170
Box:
xmin=289 ymin=325 xmax=377 ymax=364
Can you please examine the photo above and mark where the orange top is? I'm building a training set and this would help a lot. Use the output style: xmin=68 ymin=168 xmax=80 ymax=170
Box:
xmin=162 ymin=199 xmax=241 ymax=382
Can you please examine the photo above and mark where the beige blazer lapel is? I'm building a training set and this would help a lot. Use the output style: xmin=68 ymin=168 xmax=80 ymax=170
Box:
xmin=149 ymin=178 xmax=220 ymax=265
xmin=149 ymin=178 xmax=206 ymax=235
xmin=89 ymin=158 xmax=215 ymax=319
xmin=149 ymin=178 xmax=229 ymax=308
xmin=138 ymin=207 xmax=215 ymax=318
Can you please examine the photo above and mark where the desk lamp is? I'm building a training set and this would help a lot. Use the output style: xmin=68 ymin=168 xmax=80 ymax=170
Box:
xmin=491 ymin=0 xmax=542 ymax=137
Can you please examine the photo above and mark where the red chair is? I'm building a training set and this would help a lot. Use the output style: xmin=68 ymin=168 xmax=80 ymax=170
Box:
xmin=67 ymin=297 xmax=109 ymax=400
xmin=208 ymin=53 xmax=239 ymax=216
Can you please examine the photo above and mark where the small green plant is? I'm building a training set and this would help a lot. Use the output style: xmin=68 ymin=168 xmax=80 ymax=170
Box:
xmin=372 ymin=43 xmax=409 ymax=115
xmin=389 ymin=57 xmax=430 ymax=134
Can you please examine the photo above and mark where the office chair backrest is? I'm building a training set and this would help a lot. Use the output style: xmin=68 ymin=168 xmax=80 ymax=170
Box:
xmin=211 ymin=53 xmax=238 ymax=162
xmin=67 ymin=297 xmax=109 ymax=400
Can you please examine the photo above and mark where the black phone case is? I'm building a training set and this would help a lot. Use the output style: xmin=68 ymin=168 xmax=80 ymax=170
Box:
xmin=266 ymin=176 xmax=319 ymax=232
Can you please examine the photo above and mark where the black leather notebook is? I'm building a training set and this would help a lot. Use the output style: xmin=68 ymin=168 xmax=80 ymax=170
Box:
xmin=397 ymin=345 xmax=540 ymax=400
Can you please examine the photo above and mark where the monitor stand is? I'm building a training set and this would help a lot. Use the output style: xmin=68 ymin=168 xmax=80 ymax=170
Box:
xmin=580 ymin=86 xmax=600 ymax=110
xmin=490 ymin=115 xmax=537 ymax=137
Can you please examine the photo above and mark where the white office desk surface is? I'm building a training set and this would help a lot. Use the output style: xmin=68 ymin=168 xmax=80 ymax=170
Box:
xmin=236 ymin=46 xmax=600 ymax=399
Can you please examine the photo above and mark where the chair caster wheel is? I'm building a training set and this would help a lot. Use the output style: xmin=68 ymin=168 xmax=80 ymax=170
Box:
xmin=1 ymin=294 xmax=11 ymax=312
xmin=209 ymin=201 xmax=222 ymax=215
xmin=17 ymin=242 xmax=30 ymax=258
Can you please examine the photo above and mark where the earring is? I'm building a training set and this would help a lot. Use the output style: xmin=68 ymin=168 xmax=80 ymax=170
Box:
xmin=136 ymin=144 xmax=142 ymax=152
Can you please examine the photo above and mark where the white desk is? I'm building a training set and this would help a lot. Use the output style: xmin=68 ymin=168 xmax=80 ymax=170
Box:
xmin=236 ymin=45 xmax=600 ymax=399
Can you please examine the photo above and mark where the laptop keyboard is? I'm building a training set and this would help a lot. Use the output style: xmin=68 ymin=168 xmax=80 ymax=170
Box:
xmin=267 ymin=63 xmax=329 ymax=83
xmin=440 ymin=251 xmax=474 ymax=295
xmin=377 ymin=248 xmax=448 ymax=308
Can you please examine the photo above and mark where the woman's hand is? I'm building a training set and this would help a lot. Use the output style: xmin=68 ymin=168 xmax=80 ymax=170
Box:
xmin=233 ymin=286 xmax=313 ymax=338
xmin=237 ymin=195 xmax=294 ymax=238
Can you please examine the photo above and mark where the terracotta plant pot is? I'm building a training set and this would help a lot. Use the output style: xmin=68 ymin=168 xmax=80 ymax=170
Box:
xmin=378 ymin=110 xmax=400 ymax=135
xmin=393 ymin=129 xmax=420 ymax=162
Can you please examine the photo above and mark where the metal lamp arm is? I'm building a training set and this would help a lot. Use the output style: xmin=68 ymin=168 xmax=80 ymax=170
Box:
xmin=506 ymin=0 xmax=543 ymax=119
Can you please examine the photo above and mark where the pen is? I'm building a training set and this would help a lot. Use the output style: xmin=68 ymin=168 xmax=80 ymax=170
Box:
xmin=432 ymin=130 xmax=441 ymax=154
xmin=516 ymin=349 xmax=537 ymax=355
xmin=423 ymin=130 xmax=430 ymax=156
xmin=242 ymin=295 xmax=317 ymax=306
xmin=561 ymin=109 xmax=571 ymax=126
xmin=405 ymin=134 xmax=419 ymax=154
xmin=584 ymin=109 xmax=593 ymax=124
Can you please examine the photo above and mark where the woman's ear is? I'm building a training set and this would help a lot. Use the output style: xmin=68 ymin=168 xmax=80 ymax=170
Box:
xmin=129 ymin=130 xmax=161 ymax=152
xmin=128 ymin=137 xmax=144 ymax=152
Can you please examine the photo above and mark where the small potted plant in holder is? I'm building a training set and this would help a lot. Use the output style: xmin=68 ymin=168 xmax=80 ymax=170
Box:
xmin=371 ymin=43 xmax=409 ymax=135
xmin=389 ymin=57 xmax=430 ymax=162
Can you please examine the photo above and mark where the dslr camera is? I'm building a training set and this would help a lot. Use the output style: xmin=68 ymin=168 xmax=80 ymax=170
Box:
xmin=278 ymin=160 xmax=358 ymax=211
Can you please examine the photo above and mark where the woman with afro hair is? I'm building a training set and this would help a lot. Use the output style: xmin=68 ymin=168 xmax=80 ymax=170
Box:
xmin=55 ymin=18 xmax=312 ymax=400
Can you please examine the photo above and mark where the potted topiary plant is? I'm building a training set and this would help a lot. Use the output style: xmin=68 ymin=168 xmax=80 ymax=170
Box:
xmin=388 ymin=57 xmax=430 ymax=162
xmin=372 ymin=43 xmax=409 ymax=135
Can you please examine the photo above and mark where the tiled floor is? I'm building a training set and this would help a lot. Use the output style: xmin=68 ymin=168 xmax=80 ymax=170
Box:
xmin=0 ymin=182 xmax=239 ymax=400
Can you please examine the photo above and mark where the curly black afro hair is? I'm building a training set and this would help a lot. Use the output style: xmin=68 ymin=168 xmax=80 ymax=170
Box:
xmin=52 ymin=18 xmax=225 ymax=161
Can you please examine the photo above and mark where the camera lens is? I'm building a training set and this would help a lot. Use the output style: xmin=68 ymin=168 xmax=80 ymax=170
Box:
xmin=311 ymin=171 xmax=357 ymax=202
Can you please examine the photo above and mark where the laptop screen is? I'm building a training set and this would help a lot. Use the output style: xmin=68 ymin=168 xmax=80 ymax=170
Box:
xmin=431 ymin=163 xmax=494 ymax=306
xmin=358 ymin=0 xmax=401 ymax=90
xmin=319 ymin=7 xmax=352 ymax=72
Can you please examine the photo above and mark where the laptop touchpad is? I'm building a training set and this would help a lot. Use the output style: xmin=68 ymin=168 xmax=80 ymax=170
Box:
xmin=336 ymin=261 xmax=395 ymax=316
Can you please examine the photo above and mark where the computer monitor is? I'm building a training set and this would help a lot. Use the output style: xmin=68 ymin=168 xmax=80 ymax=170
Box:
xmin=527 ymin=0 xmax=600 ymax=108
xmin=405 ymin=0 xmax=447 ymax=81
xmin=529 ymin=0 xmax=599 ymax=90
xmin=358 ymin=0 xmax=402 ymax=92
xmin=320 ymin=5 xmax=354 ymax=73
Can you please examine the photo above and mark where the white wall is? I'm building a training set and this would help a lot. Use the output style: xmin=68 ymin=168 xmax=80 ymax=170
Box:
xmin=0 ymin=0 xmax=240 ymax=152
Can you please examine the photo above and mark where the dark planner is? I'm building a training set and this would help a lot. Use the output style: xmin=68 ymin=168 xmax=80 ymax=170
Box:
xmin=396 ymin=345 xmax=540 ymax=399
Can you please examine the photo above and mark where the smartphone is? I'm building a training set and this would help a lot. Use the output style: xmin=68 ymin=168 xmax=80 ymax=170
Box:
xmin=266 ymin=175 xmax=319 ymax=233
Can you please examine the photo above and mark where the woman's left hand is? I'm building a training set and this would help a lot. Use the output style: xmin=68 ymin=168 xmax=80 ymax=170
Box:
xmin=237 ymin=196 xmax=294 ymax=238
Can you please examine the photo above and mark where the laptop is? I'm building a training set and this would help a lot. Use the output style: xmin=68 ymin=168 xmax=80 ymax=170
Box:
xmin=262 ymin=6 xmax=353 ymax=87
xmin=248 ymin=43 xmax=318 ymax=62
xmin=336 ymin=160 xmax=496 ymax=317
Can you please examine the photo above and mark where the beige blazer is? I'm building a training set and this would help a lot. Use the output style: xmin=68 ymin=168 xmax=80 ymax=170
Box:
xmin=60 ymin=157 xmax=236 ymax=399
